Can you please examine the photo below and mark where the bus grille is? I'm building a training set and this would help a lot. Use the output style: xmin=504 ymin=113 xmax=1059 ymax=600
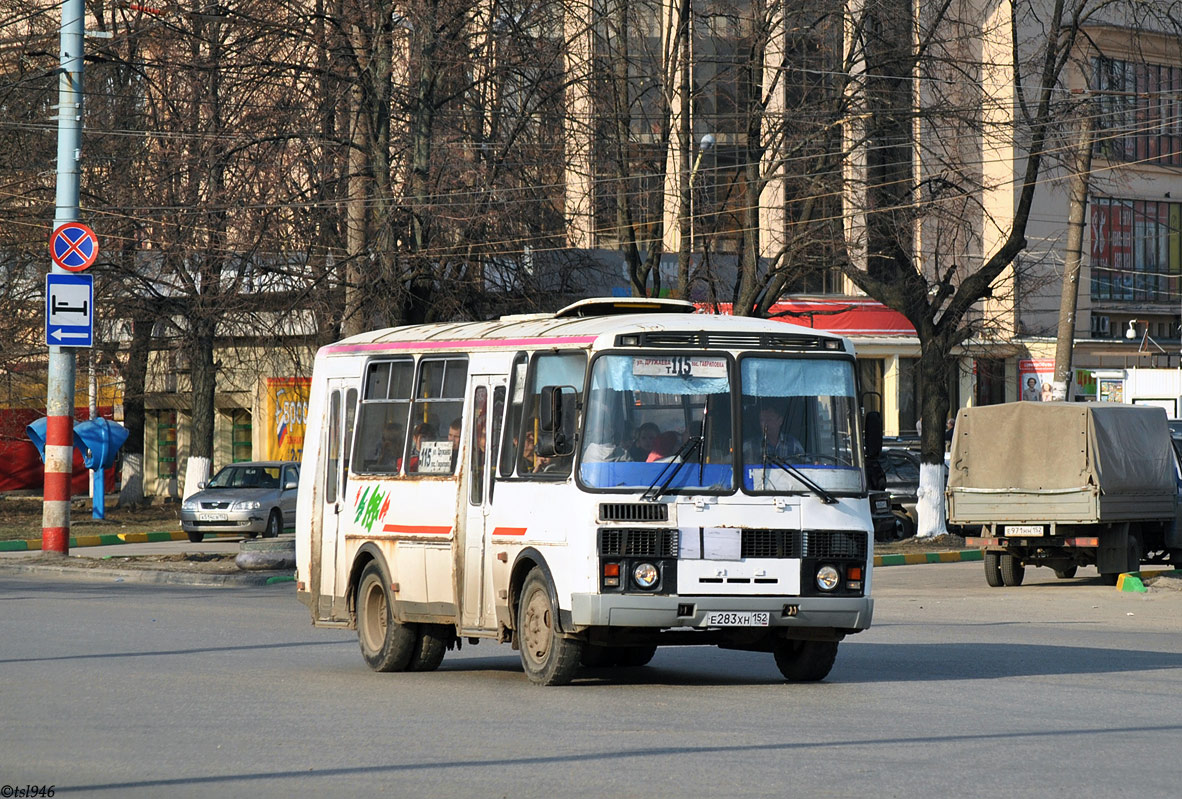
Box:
xmin=740 ymin=530 xmax=866 ymax=560
xmin=599 ymin=503 xmax=669 ymax=522
xmin=599 ymin=528 xmax=679 ymax=557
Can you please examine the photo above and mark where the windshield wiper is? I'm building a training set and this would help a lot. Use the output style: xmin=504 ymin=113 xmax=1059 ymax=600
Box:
xmin=761 ymin=456 xmax=836 ymax=505
xmin=641 ymin=436 xmax=703 ymax=501
xmin=760 ymin=435 xmax=837 ymax=504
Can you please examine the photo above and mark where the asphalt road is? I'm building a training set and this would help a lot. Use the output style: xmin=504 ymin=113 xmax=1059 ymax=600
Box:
xmin=1 ymin=562 xmax=1179 ymax=798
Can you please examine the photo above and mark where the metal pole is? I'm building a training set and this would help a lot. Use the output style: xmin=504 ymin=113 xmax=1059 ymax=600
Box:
xmin=42 ymin=0 xmax=84 ymax=555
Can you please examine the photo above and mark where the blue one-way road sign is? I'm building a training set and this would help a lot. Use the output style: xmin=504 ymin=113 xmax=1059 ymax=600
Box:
xmin=46 ymin=273 xmax=94 ymax=347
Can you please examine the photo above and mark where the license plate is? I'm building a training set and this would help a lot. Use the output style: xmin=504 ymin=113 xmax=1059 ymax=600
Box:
xmin=198 ymin=513 xmax=227 ymax=522
xmin=698 ymin=611 xmax=770 ymax=628
xmin=1005 ymin=525 xmax=1044 ymax=537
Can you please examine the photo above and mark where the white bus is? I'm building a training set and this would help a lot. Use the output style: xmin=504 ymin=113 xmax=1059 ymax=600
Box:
xmin=295 ymin=298 xmax=876 ymax=685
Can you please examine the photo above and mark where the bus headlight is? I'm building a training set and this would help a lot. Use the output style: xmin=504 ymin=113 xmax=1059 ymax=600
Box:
xmin=815 ymin=565 xmax=840 ymax=591
xmin=633 ymin=562 xmax=659 ymax=589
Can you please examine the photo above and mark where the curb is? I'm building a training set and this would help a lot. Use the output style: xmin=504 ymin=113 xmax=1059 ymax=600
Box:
xmin=1116 ymin=568 xmax=1182 ymax=593
xmin=0 ymin=531 xmax=238 ymax=552
xmin=874 ymin=549 xmax=983 ymax=567
xmin=0 ymin=560 xmax=294 ymax=587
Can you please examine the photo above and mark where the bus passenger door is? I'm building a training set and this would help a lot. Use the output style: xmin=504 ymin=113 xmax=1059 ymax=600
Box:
xmin=317 ymin=379 xmax=356 ymax=621
xmin=460 ymin=376 xmax=504 ymax=632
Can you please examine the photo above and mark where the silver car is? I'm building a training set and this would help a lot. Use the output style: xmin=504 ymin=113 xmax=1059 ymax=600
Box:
xmin=180 ymin=461 xmax=299 ymax=543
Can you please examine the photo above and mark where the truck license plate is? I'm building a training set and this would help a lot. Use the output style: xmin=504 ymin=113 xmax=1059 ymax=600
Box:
xmin=199 ymin=513 xmax=228 ymax=522
xmin=698 ymin=611 xmax=770 ymax=628
xmin=1005 ymin=525 xmax=1044 ymax=536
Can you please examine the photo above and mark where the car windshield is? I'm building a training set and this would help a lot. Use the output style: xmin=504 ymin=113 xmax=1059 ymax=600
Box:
xmin=739 ymin=356 xmax=863 ymax=494
xmin=579 ymin=354 xmax=734 ymax=493
xmin=206 ymin=465 xmax=281 ymax=489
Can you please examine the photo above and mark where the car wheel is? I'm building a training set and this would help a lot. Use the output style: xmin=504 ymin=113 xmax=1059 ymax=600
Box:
xmin=1054 ymin=565 xmax=1078 ymax=579
xmin=263 ymin=510 xmax=282 ymax=538
xmin=772 ymin=639 xmax=839 ymax=682
xmin=984 ymin=551 xmax=1003 ymax=587
xmin=518 ymin=568 xmax=583 ymax=685
xmin=186 ymin=532 xmax=205 ymax=543
xmin=356 ymin=562 xmax=417 ymax=672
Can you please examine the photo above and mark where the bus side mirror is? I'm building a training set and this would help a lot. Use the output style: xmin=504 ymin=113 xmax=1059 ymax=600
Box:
xmin=537 ymin=385 xmax=576 ymax=457
xmin=863 ymin=410 xmax=883 ymax=459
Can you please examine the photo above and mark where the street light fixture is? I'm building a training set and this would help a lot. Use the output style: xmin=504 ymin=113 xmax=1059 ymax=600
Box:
xmin=688 ymin=133 xmax=714 ymax=258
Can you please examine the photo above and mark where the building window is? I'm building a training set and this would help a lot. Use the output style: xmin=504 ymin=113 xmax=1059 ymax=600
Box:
xmin=1089 ymin=198 xmax=1180 ymax=302
xmin=230 ymin=410 xmax=251 ymax=463
xmin=1093 ymin=56 xmax=1182 ymax=167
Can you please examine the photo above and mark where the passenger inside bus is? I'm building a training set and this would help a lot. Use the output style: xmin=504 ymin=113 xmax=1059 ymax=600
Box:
xmin=646 ymin=430 xmax=683 ymax=462
xmin=627 ymin=422 xmax=660 ymax=461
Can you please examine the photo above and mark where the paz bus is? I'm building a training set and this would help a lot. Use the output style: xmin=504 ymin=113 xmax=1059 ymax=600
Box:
xmin=295 ymin=298 xmax=877 ymax=685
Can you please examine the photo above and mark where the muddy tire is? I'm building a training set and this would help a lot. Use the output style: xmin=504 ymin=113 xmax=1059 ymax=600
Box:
xmin=984 ymin=551 xmax=1003 ymax=587
xmin=1000 ymin=553 xmax=1025 ymax=586
xmin=356 ymin=562 xmax=416 ymax=672
xmin=186 ymin=531 xmax=205 ymax=543
xmin=772 ymin=639 xmax=839 ymax=682
xmin=409 ymin=624 xmax=448 ymax=672
xmin=518 ymin=568 xmax=583 ymax=685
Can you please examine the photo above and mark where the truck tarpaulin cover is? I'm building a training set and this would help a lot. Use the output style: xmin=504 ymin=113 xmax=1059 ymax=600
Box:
xmin=948 ymin=402 xmax=1175 ymax=495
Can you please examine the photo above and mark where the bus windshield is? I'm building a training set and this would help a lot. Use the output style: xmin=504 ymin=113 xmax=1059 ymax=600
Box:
xmin=579 ymin=354 xmax=734 ymax=493
xmin=577 ymin=352 xmax=864 ymax=495
xmin=739 ymin=356 xmax=863 ymax=494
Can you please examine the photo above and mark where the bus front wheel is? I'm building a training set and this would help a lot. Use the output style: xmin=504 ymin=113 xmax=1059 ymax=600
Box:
xmin=772 ymin=638 xmax=839 ymax=682
xmin=518 ymin=568 xmax=583 ymax=686
xmin=356 ymin=562 xmax=417 ymax=672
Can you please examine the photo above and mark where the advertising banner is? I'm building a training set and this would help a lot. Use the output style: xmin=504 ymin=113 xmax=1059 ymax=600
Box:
xmin=1018 ymin=358 xmax=1055 ymax=402
xmin=261 ymin=377 xmax=310 ymax=462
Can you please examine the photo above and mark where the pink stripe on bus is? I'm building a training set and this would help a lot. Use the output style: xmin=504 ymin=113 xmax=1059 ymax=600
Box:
xmin=324 ymin=335 xmax=598 ymax=355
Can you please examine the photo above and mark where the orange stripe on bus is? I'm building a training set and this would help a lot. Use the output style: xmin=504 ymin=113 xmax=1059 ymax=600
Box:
xmin=492 ymin=527 xmax=527 ymax=536
xmin=381 ymin=524 xmax=453 ymax=536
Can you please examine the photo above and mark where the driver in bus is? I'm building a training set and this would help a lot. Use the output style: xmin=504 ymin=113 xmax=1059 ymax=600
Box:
xmin=747 ymin=403 xmax=803 ymax=462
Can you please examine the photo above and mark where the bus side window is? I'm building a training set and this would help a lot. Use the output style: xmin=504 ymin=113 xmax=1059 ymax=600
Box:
xmin=407 ymin=357 xmax=468 ymax=477
xmin=470 ymin=386 xmax=488 ymax=505
xmin=353 ymin=359 xmax=413 ymax=474
xmin=519 ymin=351 xmax=587 ymax=478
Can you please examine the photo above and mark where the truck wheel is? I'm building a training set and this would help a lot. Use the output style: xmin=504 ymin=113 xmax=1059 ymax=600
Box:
xmin=518 ymin=568 xmax=583 ymax=685
xmin=773 ymin=639 xmax=839 ymax=682
xmin=999 ymin=553 xmax=1025 ymax=586
xmin=356 ymin=562 xmax=417 ymax=672
xmin=1054 ymin=566 xmax=1078 ymax=579
xmin=984 ymin=551 xmax=1003 ymax=587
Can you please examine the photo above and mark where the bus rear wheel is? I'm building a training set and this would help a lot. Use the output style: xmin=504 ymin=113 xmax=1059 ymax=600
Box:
xmin=518 ymin=568 xmax=583 ymax=686
xmin=356 ymin=562 xmax=416 ymax=672
xmin=772 ymin=638 xmax=839 ymax=682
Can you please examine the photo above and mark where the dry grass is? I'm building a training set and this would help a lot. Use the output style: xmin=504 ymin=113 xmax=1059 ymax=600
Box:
xmin=0 ymin=497 xmax=181 ymax=542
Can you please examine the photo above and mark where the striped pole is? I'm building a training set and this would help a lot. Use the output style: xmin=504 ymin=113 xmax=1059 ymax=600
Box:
xmin=42 ymin=0 xmax=85 ymax=555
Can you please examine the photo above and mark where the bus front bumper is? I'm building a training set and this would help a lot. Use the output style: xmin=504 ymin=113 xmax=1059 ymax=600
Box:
xmin=569 ymin=593 xmax=873 ymax=633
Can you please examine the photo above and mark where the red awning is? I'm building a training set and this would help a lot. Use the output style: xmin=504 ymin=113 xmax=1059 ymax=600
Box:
xmin=707 ymin=300 xmax=916 ymax=335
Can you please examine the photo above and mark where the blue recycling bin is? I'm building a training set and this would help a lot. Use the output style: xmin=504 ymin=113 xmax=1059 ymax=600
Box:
xmin=26 ymin=417 xmax=130 ymax=519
